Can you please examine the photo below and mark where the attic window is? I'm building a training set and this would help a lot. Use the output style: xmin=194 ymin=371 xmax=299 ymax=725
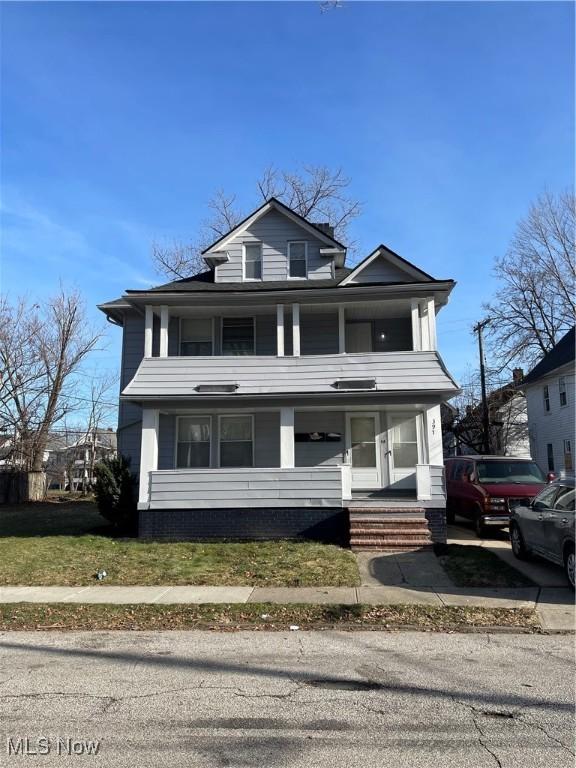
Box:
xmin=288 ymin=241 xmax=307 ymax=278
xmin=243 ymin=243 xmax=262 ymax=280
xmin=194 ymin=383 xmax=239 ymax=394
xmin=332 ymin=379 xmax=376 ymax=391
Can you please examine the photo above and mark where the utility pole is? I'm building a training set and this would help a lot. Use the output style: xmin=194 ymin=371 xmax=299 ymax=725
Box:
xmin=473 ymin=319 xmax=491 ymax=454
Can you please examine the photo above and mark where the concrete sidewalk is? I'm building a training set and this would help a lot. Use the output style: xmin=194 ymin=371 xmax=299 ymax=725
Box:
xmin=0 ymin=584 xmax=573 ymax=630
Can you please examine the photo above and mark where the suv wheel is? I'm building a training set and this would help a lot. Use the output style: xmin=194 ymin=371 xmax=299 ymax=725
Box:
xmin=474 ymin=510 xmax=487 ymax=539
xmin=510 ymin=522 xmax=531 ymax=561
xmin=564 ymin=545 xmax=575 ymax=591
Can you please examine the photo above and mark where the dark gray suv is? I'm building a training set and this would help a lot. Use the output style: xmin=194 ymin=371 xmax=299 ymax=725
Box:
xmin=509 ymin=478 xmax=575 ymax=589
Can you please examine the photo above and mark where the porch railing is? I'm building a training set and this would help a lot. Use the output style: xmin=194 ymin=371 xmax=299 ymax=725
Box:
xmin=415 ymin=464 xmax=446 ymax=504
xmin=142 ymin=465 xmax=347 ymax=510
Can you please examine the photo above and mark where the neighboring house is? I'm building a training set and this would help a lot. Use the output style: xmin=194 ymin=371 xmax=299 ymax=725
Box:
xmin=46 ymin=429 xmax=117 ymax=491
xmin=99 ymin=197 xmax=459 ymax=548
xmin=523 ymin=327 xmax=575 ymax=477
xmin=447 ymin=372 xmax=530 ymax=458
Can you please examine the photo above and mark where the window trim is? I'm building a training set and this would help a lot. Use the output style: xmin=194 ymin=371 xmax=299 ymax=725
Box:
xmin=543 ymin=385 xmax=550 ymax=412
xmin=242 ymin=242 xmax=263 ymax=282
xmin=217 ymin=413 xmax=255 ymax=468
xmin=287 ymin=240 xmax=308 ymax=279
xmin=220 ymin=316 xmax=257 ymax=356
xmin=178 ymin=317 xmax=215 ymax=357
xmin=559 ymin=376 xmax=567 ymax=407
xmin=174 ymin=414 xmax=212 ymax=469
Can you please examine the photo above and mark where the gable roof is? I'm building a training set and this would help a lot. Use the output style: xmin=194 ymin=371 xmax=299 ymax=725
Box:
xmin=522 ymin=327 xmax=575 ymax=385
xmin=339 ymin=244 xmax=436 ymax=285
xmin=201 ymin=197 xmax=347 ymax=255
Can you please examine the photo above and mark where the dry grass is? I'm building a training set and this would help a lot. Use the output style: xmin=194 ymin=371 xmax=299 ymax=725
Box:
xmin=0 ymin=603 xmax=541 ymax=632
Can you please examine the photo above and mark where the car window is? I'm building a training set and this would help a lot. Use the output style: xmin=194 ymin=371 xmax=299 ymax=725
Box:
xmin=534 ymin=485 xmax=559 ymax=508
xmin=554 ymin=487 xmax=575 ymax=512
xmin=476 ymin=460 xmax=546 ymax=484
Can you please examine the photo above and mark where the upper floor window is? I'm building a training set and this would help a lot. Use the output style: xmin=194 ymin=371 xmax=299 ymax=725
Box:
xmin=243 ymin=243 xmax=262 ymax=280
xmin=219 ymin=415 xmax=253 ymax=467
xmin=559 ymin=376 xmax=567 ymax=407
xmin=543 ymin=385 xmax=550 ymax=412
xmin=180 ymin=318 xmax=213 ymax=356
xmin=222 ymin=317 xmax=255 ymax=356
xmin=288 ymin=241 xmax=307 ymax=278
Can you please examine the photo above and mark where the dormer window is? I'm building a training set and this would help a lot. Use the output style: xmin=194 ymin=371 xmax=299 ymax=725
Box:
xmin=243 ymin=243 xmax=262 ymax=280
xmin=288 ymin=241 xmax=307 ymax=278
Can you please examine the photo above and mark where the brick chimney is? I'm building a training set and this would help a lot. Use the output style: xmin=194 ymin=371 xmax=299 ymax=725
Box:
xmin=512 ymin=367 xmax=524 ymax=385
xmin=314 ymin=222 xmax=334 ymax=238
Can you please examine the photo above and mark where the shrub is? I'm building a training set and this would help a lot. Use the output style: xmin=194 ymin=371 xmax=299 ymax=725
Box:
xmin=93 ymin=455 xmax=136 ymax=532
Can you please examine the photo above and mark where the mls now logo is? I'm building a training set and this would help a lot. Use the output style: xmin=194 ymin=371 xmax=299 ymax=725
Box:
xmin=6 ymin=737 xmax=101 ymax=756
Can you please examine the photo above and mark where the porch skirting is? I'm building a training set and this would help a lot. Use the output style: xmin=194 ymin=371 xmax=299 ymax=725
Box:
xmin=138 ymin=507 xmax=348 ymax=544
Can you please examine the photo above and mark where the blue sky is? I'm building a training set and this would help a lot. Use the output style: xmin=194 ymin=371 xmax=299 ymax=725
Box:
xmin=1 ymin=1 xmax=574 ymax=423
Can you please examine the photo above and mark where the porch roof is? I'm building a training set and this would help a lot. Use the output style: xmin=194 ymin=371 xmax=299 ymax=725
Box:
xmin=121 ymin=351 xmax=460 ymax=402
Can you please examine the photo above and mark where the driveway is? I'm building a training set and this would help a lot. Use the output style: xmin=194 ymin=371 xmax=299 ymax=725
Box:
xmin=447 ymin=520 xmax=568 ymax=588
xmin=1 ymin=631 xmax=574 ymax=767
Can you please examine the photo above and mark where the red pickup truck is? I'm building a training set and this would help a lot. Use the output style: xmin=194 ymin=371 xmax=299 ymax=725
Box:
xmin=445 ymin=456 xmax=550 ymax=537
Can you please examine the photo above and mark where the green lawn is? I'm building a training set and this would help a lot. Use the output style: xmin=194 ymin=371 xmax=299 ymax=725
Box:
xmin=0 ymin=501 xmax=359 ymax=587
xmin=437 ymin=544 xmax=536 ymax=588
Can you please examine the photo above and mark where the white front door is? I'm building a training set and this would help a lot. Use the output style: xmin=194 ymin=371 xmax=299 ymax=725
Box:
xmin=388 ymin=414 xmax=420 ymax=490
xmin=346 ymin=413 xmax=381 ymax=489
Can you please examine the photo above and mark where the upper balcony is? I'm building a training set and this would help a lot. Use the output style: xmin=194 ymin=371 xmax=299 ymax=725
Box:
xmin=121 ymin=297 xmax=458 ymax=403
xmin=142 ymin=296 xmax=438 ymax=359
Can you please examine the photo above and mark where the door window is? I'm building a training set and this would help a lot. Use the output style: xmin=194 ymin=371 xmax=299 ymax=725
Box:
xmin=391 ymin=417 xmax=418 ymax=468
xmin=177 ymin=417 xmax=211 ymax=468
xmin=350 ymin=417 xmax=377 ymax=467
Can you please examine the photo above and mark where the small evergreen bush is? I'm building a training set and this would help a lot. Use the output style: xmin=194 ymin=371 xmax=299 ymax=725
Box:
xmin=93 ymin=455 xmax=136 ymax=532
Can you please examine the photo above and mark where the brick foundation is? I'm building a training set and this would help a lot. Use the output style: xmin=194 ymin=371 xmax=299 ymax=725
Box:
xmin=425 ymin=508 xmax=447 ymax=544
xmin=139 ymin=507 xmax=348 ymax=544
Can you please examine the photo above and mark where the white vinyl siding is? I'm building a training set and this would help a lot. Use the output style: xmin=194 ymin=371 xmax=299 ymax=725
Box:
xmin=526 ymin=369 xmax=575 ymax=476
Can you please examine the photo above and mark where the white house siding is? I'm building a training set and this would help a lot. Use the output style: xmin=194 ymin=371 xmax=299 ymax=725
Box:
xmin=525 ymin=368 xmax=575 ymax=475
xmin=215 ymin=210 xmax=333 ymax=282
xmin=295 ymin=412 xmax=345 ymax=467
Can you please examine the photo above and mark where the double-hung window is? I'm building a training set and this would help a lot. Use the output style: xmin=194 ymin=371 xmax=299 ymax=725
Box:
xmin=288 ymin=241 xmax=307 ymax=278
xmin=220 ymin=415 xmax=253 ymax=467
xmin=221 ymin=317 xmax=255 ymax=356
xmin=244 ymin=243 xmax=262 ymax=280
xmin=180 ymin=318 xmax=213 ymax=356
xmin=543 ymin=385 xmax=550 ymax=412
xmin=559 ymin=376 xmax=567 ymax=407
xmin=176 ymin=417 xmax=211 ymax=468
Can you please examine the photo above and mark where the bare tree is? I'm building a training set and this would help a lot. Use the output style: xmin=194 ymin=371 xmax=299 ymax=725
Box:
xmin=483 ymin=190 xmax=575 ymax=371
xmin=0 ymin=288 xmax=104 ymax=498
xmin=152 ymin=165 xmax=361 ymax=280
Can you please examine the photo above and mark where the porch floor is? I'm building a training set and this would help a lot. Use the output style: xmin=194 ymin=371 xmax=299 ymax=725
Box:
xmin=351 ymin=489 xmax=417 ymax=502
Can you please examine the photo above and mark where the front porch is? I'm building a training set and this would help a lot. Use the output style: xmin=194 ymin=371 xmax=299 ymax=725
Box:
xmin=137 ymin=403 xmax=447 ymax=545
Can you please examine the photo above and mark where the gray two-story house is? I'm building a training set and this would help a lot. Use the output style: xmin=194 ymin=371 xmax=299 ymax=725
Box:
xmin=99 ymin=198 xmax=459 ymax=548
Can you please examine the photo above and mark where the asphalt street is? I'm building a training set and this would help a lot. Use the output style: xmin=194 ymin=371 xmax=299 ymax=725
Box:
xmin=0 ymin=630 xmax=574 ymax=767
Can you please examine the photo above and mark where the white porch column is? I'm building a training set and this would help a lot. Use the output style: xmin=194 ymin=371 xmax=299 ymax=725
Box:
xmin=420 ymin=301 xmax=430 ymax=351
xmin=292 ymin=303 xmax=300 ymax=357
xmin=139 ymin=408 xmax=159 ymax=505
xmin=338 ymin=305 xmax=346 ymax=353
xmin=280 ymin=407 xmax=295 ymax=468
xmin=424 ymin=404 xmax=443 ymax=465
xmin=276 ymin=304 xmax=285 ymax=357
xmin=159 ymin=306 xmax=169 ymax=357
xmin=144 ymin=305 xmax=153 ymax=357
xmin=410 ymin=299 xmax=421 ymax=351
xmin=426 ymin=297 xmax=437 ymax=350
